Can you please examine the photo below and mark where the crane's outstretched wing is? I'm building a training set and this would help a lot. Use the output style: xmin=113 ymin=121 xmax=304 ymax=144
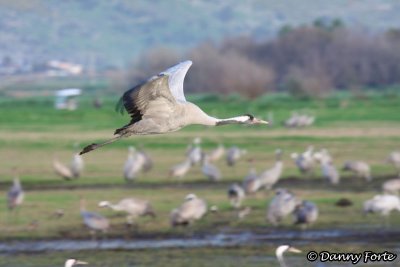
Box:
xmin=115 ymin=75 xmax=177 ymax=128
xmin=160 ymin=60 xmax=192 ymax=102
xmin=116 ymin=60 xmax=192 ymax=124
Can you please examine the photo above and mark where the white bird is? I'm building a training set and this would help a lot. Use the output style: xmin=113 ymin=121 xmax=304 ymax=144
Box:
xmin=8 ymin=175 xmax=24 ymax=211
xmin=314 ymin=149 xmax=340 ymax=185
xmin=293 ymin=200 xmax=318 ymax=228
xmin=64 ymin=259 xmax=88 ymax=267
xmin=226 ymin=146 xmax=247 ymax=166
xmin=99 ymin=198 xmax=155 ymax=225
xmin=80 ymin=60 xmax=267 ymax=155
xmin=169 ymin=158 xmax=192 ymax=180
xmin=364 ymin=194 xmax=400 ymax=219
xmin=342 ymin=160 xmax=372 ymax=182
xmin=387 ymin=151 xmax=400 ymax=174
xmin=258 ymin=149 xmax=284 ymax=190
xmin=170 ymin=193 xmax=207 ymax=227
xmin=201 ymin=154 xmax=222 ymax=182
xmin=207 ymin=144 xmax=225 ymax=162
xmin=267 ymin=189 xmax=298 ymax=226
xmin=275 ymin=245 xmax=302 ymax=267
xmin=227 ymin=183 xmax=245 ymax=209
xmin=382 ymin=178 xmax=400 ymax=195
xmin=242 ymin=168 xmax=261 ymax=194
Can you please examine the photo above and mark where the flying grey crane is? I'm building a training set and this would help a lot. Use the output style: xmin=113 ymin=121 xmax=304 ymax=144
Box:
xmin=314 ymin=149 xmax=340 ymax=185
xmin=170 ymin=193 xmax=207 ymax=227
xmin=267 ymin=189 xmax=298 ymax=226
xmin=80 ymin=198 xmax=109 ymax=239
xmin=227 ymin=183 xmax=245 ymax=208
xmin=342 ymin=160 xmax=372 ymax=181
xmin=201 ymin=154 xmax=222 ymax=182
xmin=275 ymin=245 xmax=302 ymax=267
xmin=382 ymin=178 xmax=400 ymax=195
xmin=80 ymin=60 xmax=267 ymax=155
xmin=64 ymin=259 xmax=88 ymax=267
xmin=99 ymin=198 xmax=155 ymax=225
xmin=8 ymin=175 xmax=24 ymax=211
xmin=258 ymin=149 xmax=284 ymax=190
xmin=387 ymin=151 xmax=400 ymax=174
xmin=293 ymin=200 xmax=318 ymax=228
xmin=226 ymin=146 xmax=247 ymax=166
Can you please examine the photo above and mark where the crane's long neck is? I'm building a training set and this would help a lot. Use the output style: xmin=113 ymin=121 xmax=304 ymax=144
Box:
xmin=187 ymin=103 xmax=248 ymax=126
xmin=276 ymin=251 xmax=288 ymax=267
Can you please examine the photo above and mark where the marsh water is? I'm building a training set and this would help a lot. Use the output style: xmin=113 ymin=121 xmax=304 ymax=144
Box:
xmin=1 ymin=229 xmax=399 ymax=267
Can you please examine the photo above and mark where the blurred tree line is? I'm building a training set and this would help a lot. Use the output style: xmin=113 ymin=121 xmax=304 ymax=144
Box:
xmin=127 ymin=20 xmax=400 ymax=98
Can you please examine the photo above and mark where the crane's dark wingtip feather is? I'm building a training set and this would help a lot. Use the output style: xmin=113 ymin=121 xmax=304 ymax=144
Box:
xmin=79 ymin=143 xmax=98 ymax=155
xmin=115 ymin=97 xmax=125 ymax=114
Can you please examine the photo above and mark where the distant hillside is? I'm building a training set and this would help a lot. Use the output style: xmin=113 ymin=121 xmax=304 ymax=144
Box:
xmin=1 ymin=0 xmax=400 ymax=68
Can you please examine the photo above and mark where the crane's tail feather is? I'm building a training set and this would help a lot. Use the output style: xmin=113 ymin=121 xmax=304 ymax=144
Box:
xmin=80 ymin=135 xmax=123 ymax=155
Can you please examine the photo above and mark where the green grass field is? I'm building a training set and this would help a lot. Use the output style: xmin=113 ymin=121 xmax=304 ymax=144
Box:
xmin=1 ymin=91 xmax=400 ymax=266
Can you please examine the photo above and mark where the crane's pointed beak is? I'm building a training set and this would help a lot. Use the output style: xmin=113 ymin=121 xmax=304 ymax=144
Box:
xmin=253 ymin=118 xmax=269 ymax=125
xmin=76 ymin=261 xmax=88 ymax=265
xmin=288 ymin=247 xmax=302 ymax=253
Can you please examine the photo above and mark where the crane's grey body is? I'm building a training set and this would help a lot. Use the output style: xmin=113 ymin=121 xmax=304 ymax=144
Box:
xmin=267 ymin=189 xmax=298 ymax=226
xmin=99 ymin=198 xmax=155 ymax=225
xmin=382 ymin=178 xmax=400 ymax=195
xmin=170 ymin=158 xmax=192 ymax=179
xmin=342 ymin=160 xmax=372 ymax=181
xmin=291 ymin=146 xmax=315 ymax=175
xmin=80 ymin=199 xmax=109 ymax=238
xmin=293 ymin=200 xmax=318 ymax=227
xmin=208 ymin=144 xmax=225 ymax=162
xmin=80 ymin=61 xmax=267 ymax=155
xmin=364 ymin=194 xmax=400 ymax=219
xmin=201 ymin=155 xmax=222 ymax=182
xmin=242 ymin=168 xmax=261 ymax=194
xmin=259 ymin=149 xmax=283 ymax=190
xmin=170 ymin=194 xmax=207 ymax=226
xmin=387 ymin=151 xmax=400 ymax=174
xmin=227 ymin=183 xmax=245 ymax=208
xmin=314 ymin=149 xmax=340 ymax=185
xmin=226 ymin=146 xmax=246 ymax=166
xmin=8 ymin=177 xmax=24 ymax=211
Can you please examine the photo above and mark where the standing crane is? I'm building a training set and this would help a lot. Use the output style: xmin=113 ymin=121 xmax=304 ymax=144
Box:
xmin=99 ymin=198 xmax=155 ymax=225
xmin=80 ymin=60 xmax=267 ymax=155
xmin=267 ymin=189 xmax=298 ymax=226
xmin=80 ymin=198 xmax=109 ymax=240
xmin=8 ymin=175 xmax=24 ymax=213
xmin=170 ymin=194 xmax=207 ymax=227
xmin=258 ymin=149 xmax=284 ymax=190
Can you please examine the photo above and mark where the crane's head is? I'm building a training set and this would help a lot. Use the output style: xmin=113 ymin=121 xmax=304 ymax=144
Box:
xmin=241 ymin=114 xmax=269 ymax=125
xmin=65 ymin=259 xmax=88 ymax=267
xmin=185 ymin=193 xmax=197 ymax=201
xmin=276 ymin=245 xmax=302 ymax=257
xmin=98 ymin=201 xmax=110 ymax=208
